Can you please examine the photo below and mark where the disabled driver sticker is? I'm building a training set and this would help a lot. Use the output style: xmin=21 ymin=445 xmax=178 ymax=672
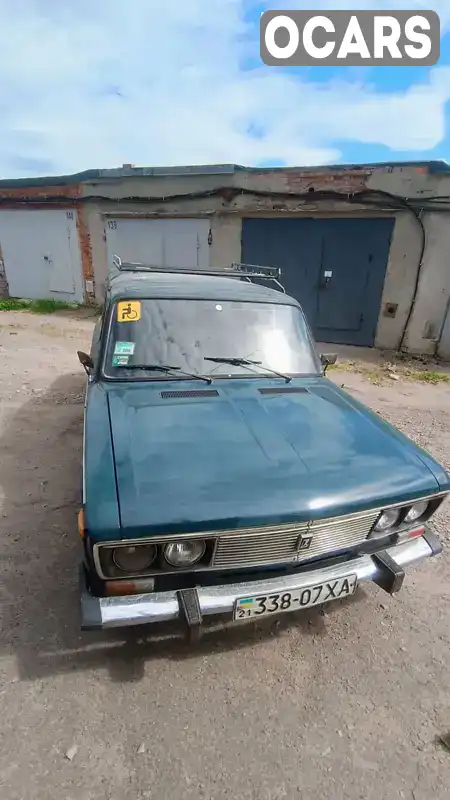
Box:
xmin=117 ymin=301 xmax=141 ymax=322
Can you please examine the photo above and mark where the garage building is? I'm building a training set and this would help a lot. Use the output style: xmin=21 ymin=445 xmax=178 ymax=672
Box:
xmin=1 ymin=161 xmax=450 ymax=358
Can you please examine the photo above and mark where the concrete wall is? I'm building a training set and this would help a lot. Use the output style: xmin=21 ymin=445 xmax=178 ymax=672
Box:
xmin=374 ymin=212 xmax=422 ymax=351
xmin=401 ymin=212 xmax=450 ymax=354
xmin=209 ymin=214 xmax=241 ymax=267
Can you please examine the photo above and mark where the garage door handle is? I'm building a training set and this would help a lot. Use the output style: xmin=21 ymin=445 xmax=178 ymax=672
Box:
xmin=320 ymin=270 xmax=333 ymax=288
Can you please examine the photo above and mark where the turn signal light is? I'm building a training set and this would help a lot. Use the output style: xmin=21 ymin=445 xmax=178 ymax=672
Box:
xmin=105 ymin=578 xmax=155 ymax=596
xmin=396 ymin=526 xmax=425 ymax=545
xmin=407 ymin=527 xmax=425 ymax=539
xmin=78 ymin=509 xmax=85 ymax=538
xmin=105 ymin=581 xmax=137 ymax=596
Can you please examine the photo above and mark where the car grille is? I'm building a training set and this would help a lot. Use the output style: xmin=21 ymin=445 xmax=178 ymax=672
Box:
xmin=211 ymin=510 xmax=379 ymax=569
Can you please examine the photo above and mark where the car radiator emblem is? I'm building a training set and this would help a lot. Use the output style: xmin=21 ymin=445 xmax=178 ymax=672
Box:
xmin=296 ymin=534 xmax=313 ymax=551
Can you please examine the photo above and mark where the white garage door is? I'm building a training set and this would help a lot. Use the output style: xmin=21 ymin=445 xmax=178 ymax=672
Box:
xmin=105 ymin=218 xmax=211 ymax=270
xmin=0 ymin=209 xmax=84 ymax=302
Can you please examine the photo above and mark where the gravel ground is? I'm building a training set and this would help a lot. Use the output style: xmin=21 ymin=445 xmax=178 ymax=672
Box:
xmin=0 ymin=310 xmax=449 ymax=800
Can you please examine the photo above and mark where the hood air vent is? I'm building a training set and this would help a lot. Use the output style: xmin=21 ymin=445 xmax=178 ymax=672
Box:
xmin=160 ymin=389 xmax=220 ymax=399
xmin=258 ymin=387 xmax=309 ymax=395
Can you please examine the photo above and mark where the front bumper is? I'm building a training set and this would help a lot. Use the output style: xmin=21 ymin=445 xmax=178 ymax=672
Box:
xmin=80 ymin=533 xmax=442 ymax=631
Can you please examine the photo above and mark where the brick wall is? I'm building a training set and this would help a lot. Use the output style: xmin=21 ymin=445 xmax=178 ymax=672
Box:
xmin=76 ymin=208 xmax=94 ymax=300
xmin=0 ymin=183 xmax=80 ymax=203
xmin=285 ymin=169 xmax=370 ymax=193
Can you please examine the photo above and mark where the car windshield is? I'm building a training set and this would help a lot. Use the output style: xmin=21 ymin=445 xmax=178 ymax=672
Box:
xmin=102 ymin=298 xmax=321 ymax=379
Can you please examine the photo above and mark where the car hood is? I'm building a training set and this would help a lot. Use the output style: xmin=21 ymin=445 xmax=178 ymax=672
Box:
xmin=106 ymin=378 xmax=441 ymax=536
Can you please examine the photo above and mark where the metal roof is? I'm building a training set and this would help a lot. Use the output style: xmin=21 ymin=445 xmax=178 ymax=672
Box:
xmin=108 ymin=271 xmax=299 ymax=306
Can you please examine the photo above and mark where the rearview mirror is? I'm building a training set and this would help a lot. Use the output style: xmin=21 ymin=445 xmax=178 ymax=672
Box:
xmin=320 ymin=353 xmax=337 ymax=373
xmin=77 ymin=350 xmax=94 ymax=375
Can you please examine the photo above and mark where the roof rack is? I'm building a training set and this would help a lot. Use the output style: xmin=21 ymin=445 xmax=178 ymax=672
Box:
xmin=111 ymin=255 xmax=285 ymax=291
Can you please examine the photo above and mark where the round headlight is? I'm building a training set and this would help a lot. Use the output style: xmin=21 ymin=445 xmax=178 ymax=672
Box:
xmin=374 ymin=508 xmax=401 ymax=533
xmin=405 ymin=500 xmax=429 ymax=523
xmin=112 ymin=544 xmax=157 ymax=572
xmin=164 ymin=540 xmax=206 ymax=567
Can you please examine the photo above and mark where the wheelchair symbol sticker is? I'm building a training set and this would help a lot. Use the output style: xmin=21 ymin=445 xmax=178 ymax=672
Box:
xmin=117 ymin=301 xmax=141 ymax=322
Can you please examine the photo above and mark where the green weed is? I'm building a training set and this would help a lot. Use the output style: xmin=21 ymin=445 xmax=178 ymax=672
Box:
xmin=406 ymin=370 xmax=449 ymax=384
xmin=0 ymin=298 xmax=78 ymax=313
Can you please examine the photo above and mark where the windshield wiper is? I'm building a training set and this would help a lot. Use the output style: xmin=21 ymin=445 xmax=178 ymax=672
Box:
xmin=122 ymin=364 xmax=212 ymax=384
xmin=204 ymin=357 xmax=291 ymax=383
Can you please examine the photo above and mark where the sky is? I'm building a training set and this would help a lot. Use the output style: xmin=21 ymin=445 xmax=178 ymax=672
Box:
xmin=1 ymin=0 xmax=450 ymax=178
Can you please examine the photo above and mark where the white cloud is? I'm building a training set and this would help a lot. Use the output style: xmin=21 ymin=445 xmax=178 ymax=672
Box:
xmin=0 ymin=0 xmax=448 ymax=177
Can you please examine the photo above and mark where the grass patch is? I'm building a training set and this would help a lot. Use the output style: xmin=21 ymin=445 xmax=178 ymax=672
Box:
xmin=325 ymin=361 xmax=355 ymax=373
xmin=366 ymin=370 xmax=382 ymax=385
xmin=406 ymin=370 xmax=449 ymax=384
xmin=327 ymin=357 xmax=450 ymax=386
xmin=0 ymin=298 xmax=30 ymax=311
xmin=0 ymin=297 xmax=78 ymax=313
xmin=29 ymin=299 xmax=76 ymax=313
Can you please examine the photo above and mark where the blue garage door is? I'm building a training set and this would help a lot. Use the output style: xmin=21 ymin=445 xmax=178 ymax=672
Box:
xmin=241 ymin=218 xmax=394 ymax=346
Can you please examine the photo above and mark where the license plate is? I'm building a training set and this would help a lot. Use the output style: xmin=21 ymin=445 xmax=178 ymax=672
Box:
xmin=233 ymin=574 xmax=357 ymax=621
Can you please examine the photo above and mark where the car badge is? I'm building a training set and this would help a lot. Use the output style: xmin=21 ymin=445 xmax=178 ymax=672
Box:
xmin=296 ymin=534 xmax=313 ymax=551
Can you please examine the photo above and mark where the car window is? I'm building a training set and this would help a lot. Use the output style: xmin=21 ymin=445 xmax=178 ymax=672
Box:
xmin=102 ymin=298 xmax=321 ymax=379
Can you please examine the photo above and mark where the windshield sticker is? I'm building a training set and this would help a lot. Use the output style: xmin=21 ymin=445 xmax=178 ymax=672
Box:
xmin=117 ymin=301 xmax=141 ymax=322
xmin=112 ymin=354 xmax=130 ymax=367
xmin=114 ymin=341 xmax=135 ymax=356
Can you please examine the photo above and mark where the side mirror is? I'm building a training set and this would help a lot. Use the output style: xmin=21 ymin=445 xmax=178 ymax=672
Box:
xmin=320 ymin=353 xmax=337 ymax=373
xmin=77 ymin=350 xmax=94 ymax=375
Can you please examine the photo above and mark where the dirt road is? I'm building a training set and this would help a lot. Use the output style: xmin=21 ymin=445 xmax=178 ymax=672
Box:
xmin=0 ymin=310 xmax=449 ymax=800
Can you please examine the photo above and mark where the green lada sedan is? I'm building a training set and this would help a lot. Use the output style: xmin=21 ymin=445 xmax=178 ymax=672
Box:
xmin=77 ymin=259 xmax=449 ymax=639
